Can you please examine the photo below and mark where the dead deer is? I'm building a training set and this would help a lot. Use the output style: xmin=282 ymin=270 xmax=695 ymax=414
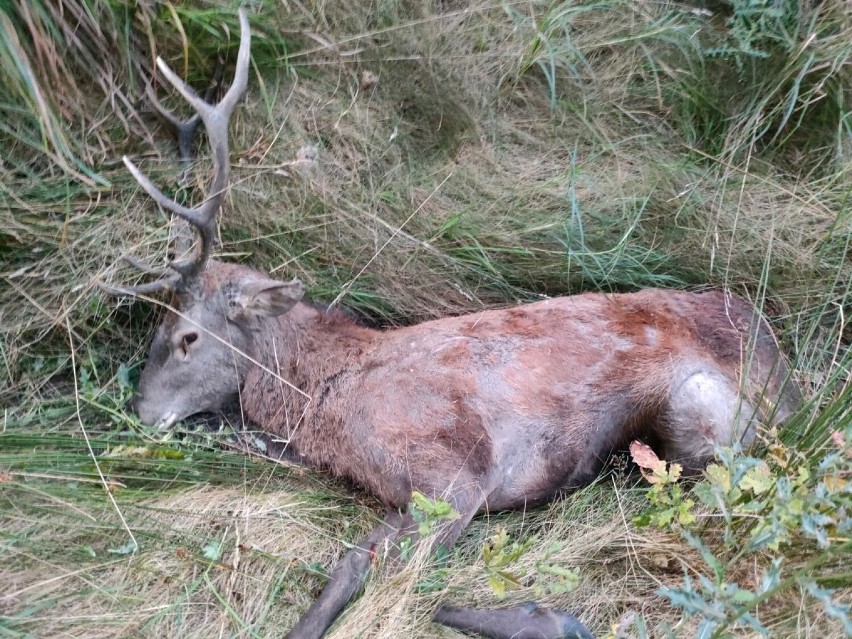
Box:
xmin=104 ymin=10 xmax=802 ymax=639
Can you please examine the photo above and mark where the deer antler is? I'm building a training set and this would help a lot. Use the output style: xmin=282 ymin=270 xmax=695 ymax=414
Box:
xmin=146 ymin=58 xmax=224 ymax=182
xmin=106 ymin=9 xmax=250 ymax=296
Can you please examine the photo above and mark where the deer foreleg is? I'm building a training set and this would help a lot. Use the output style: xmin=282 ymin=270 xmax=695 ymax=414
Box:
xmin=284 ymin=510 xmax=409 ymax=639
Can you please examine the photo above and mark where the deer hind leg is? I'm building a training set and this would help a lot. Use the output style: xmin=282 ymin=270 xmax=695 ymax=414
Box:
xmin=426 ymin=476 xmax=593 ymax=639
xmin=434 ymin=602 xmax=593 ymax=639
xmin=662 ymin=368 xmax=758 ymax=472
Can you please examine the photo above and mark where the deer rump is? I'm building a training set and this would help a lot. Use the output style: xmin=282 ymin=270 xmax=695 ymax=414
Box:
xmin=104 ymin=10 xmax=801 ymax=639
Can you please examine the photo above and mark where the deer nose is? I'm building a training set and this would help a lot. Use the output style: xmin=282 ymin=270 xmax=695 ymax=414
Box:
xmin=130 ymin=395 xmax=159 ymax=426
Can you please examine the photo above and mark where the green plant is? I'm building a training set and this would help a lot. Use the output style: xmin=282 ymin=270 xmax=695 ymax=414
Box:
xmin=705 ymin=0 xmax=802 ymax=65
xmin=631 ymin=441 xmax=697 ymax=528
xmin=480 ymin=527 xmax=580 ymax=600
xmin=408 ymin=491 xmax=460 ymax=538
xmin=630 ymin=420 xmax=852 ymax=637
xmin=1 ymin=1 xmax=850 ymax=636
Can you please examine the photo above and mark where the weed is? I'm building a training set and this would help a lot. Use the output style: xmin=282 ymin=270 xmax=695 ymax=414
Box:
xmin=621 ymin=416 xmax=852 ymax=637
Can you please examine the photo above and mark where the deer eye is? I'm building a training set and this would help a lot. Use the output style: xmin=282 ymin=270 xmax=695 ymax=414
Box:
xmin=180 ymin=332 xmax=199 ymax=356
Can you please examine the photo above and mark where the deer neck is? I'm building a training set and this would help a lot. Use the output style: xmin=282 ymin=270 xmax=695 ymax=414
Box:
xmin=239 ymin=302 xmax=374 ymax=444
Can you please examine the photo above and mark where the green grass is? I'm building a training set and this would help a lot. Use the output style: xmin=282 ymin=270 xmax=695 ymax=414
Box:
xmin=1 ymin=0 xmax=850 ymax=637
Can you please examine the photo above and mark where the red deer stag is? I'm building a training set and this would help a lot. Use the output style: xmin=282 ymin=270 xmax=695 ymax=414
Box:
xmin=105 ymin=10 xmax=801 ymax=639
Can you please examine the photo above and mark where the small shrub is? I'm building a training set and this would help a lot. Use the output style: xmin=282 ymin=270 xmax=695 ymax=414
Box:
xmin=628 ymin=425 xmax=852 ymax=637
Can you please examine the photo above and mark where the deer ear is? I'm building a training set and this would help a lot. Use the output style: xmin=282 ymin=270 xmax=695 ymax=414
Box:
xmin=229 ymin=277 xmax=304 ymax=321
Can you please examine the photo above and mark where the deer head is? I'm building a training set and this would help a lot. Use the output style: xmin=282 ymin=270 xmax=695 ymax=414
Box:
xmin=105 ymin=10 xmax=304 ymax=428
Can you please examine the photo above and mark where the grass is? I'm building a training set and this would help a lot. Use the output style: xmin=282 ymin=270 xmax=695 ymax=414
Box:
xmin=1 ymin=0 xmax=850 ymax=637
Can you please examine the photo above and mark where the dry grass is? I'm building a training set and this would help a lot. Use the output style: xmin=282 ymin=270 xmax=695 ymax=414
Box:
xmin=3 ymin=468 xmax=844 ymax=637
xmin=0 ymin=472 xmax=683 ymax=637
xmin=1 ymin=1 xmax=850 ymax=637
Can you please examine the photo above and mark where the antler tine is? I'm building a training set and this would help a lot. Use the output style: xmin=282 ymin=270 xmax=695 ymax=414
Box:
xmin=145 ymin=83 xmax=201 ymax=173
xmin=98 ymin=276 xmax=180 ymax=297
xmin=114 ymin=9 xmax=251 ymax=294
xmin=97 ymin=172 xmax=185 ymax=294
xmin=123 ymin=155 xmax=199 ymax=220
xmin=145 ymin=59 xmax=225 ymax=175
